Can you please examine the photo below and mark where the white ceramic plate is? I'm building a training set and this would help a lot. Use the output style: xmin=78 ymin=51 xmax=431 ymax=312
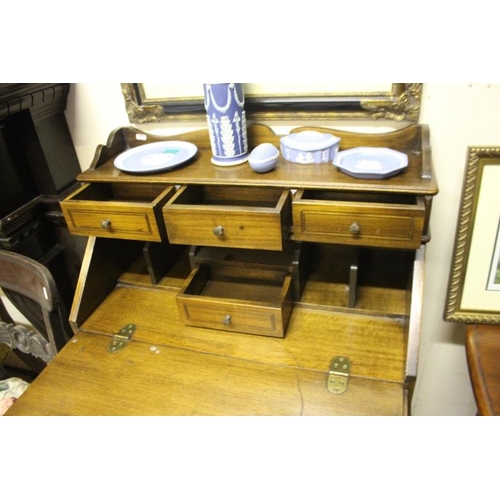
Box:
xmin=114 ymin=141 xmax=198 ymax=173
xmin=334 ymin=147 xmax=408 ymax=179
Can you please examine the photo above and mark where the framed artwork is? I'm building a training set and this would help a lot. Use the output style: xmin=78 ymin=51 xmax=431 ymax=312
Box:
xmin=121 ymin=83 xmax=422 ymax=124
xmin=445 ymin=147 xmax=500 ymax=323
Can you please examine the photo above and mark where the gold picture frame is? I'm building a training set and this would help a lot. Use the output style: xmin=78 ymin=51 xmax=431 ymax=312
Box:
xmin=445 ymin=147 xmax=500 ymax=324
xmin=121 ymin=83 xmax=422 ymax=124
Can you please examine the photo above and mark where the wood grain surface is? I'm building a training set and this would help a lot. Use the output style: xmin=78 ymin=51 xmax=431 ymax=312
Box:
xmin=7 ymin=330 xmax=404 ymax=416
xmin=466 ymin=324 xmax=500 ymax=416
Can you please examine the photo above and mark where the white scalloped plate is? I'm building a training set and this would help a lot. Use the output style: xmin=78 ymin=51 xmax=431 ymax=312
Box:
xmin=334 ymin=147 xmax=408 ymax=179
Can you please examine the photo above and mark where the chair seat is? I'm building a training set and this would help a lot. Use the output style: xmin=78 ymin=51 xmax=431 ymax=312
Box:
xmin=466 ymin=324 xmax=500 ymax=416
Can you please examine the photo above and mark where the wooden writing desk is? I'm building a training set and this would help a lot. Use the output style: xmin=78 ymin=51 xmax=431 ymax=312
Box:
xmin=6 ymin=124 xmax=437 ymax=416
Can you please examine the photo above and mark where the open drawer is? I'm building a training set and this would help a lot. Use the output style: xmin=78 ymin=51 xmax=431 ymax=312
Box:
xmin=176 ymin=264 xmax=294 ymax=338
xmin=163 ymin=185 xmax=291 ymax=251
xmin=292 ymin=190 xmax=426 ymax=249
xmin=61 ymin=182 xmax=176 ymax=241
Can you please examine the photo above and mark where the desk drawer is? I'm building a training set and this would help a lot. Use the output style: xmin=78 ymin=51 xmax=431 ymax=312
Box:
xmin=176 ymin=264 xmax=293 ymax=338
xmin=292 ymin=190 xmax=425 ymax=249
xmin=61 ymin=183 xmax=175 ymax=241
xmin=163 ymin=185 xmax=291 ymax=251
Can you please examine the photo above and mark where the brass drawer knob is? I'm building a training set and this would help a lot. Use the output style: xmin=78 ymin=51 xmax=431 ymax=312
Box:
xmin=213 ymin=225 xmax=224 ymax=236
xmin=222 ymin=315 xmax=231 ymax=325
xmin=101 ymin=219 xmax=111 ymax=229
xmin=349 ymin=222 xmax=361 ymax=235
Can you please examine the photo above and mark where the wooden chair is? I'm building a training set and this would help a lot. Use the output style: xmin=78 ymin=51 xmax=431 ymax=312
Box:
xmin=0 ymin=249 xmax=72 ymax=378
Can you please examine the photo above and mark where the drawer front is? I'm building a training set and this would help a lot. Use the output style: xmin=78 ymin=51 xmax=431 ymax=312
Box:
xmin=164 ymin=210 xmax=285 ymax=250
xmin=63 ymin=206 xmax=161 ymax=241
xmin=178 ymin=301 xmax=285 ymax=337
xmin=163 ymin=186 xmax=291 ymax=251
xmin=61 ymin=184 xmax=176 ymax=241
xmin=293 ymin=193 xmax=425 ymax=249
xmin=176 ymin=265 xmax=293 ymax=338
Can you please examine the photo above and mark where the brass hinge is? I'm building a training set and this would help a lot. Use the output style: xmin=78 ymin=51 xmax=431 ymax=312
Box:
xmin=108 ymin=324 xmax=136 ymax=353
xmin=327 ymin=356 xmax=351 ymax=394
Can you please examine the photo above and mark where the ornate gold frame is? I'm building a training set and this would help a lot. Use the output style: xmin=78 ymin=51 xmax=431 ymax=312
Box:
xmin=445 ymin=147 xmax=500 ymax=324
xmin=121 ymin=83 xmax=422 ymax=124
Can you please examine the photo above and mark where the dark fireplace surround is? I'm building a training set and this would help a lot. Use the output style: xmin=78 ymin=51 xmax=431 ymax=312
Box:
xmin=0 ymin=83 xmax=83 ymax=341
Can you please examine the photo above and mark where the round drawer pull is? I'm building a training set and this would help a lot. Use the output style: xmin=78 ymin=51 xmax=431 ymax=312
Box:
xmin=222 ymin=315 xmax=232 ymax=325
xmin=213 ymin=225 xmax=225 ymax=236
xmin=101 ymin=219 xmax=112 ymax=229
xmin=349 ymin=222 xmax=361 ymax=235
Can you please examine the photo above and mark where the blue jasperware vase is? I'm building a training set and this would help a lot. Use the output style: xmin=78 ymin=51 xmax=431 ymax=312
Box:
xmin=203 ymin=83 xmax=249 ymax=166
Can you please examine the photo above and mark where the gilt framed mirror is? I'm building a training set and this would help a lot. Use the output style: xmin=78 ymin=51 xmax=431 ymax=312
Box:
xmin=121 ymin=83 xmax=422 ymax=124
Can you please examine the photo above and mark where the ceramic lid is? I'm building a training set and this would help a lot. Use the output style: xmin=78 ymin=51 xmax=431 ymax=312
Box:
xmin=280 ymin=131 xmax=340 ymax=151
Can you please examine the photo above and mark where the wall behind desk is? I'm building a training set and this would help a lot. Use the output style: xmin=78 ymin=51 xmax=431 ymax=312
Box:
xmin=64 ymin=83 xmax=500 ymax=416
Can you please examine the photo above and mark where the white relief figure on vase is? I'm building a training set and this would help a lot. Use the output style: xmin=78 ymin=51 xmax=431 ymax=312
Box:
xmin=203 ymin=83 xmax=249 ymax=166
xmin=220 ymin=115 xmax=236 ymax=157
xmin=209 ymin=113 xmax=220 ymax=157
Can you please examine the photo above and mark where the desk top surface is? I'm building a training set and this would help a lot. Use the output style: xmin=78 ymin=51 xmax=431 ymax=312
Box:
xmin=7 ymin=284 xmax=407 ymax=416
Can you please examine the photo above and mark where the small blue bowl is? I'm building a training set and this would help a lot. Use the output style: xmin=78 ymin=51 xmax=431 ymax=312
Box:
xmin=280 ymin=130 xmax=340 ymax=164
xmin=248 ymin=143 xmax=279 ymax=173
